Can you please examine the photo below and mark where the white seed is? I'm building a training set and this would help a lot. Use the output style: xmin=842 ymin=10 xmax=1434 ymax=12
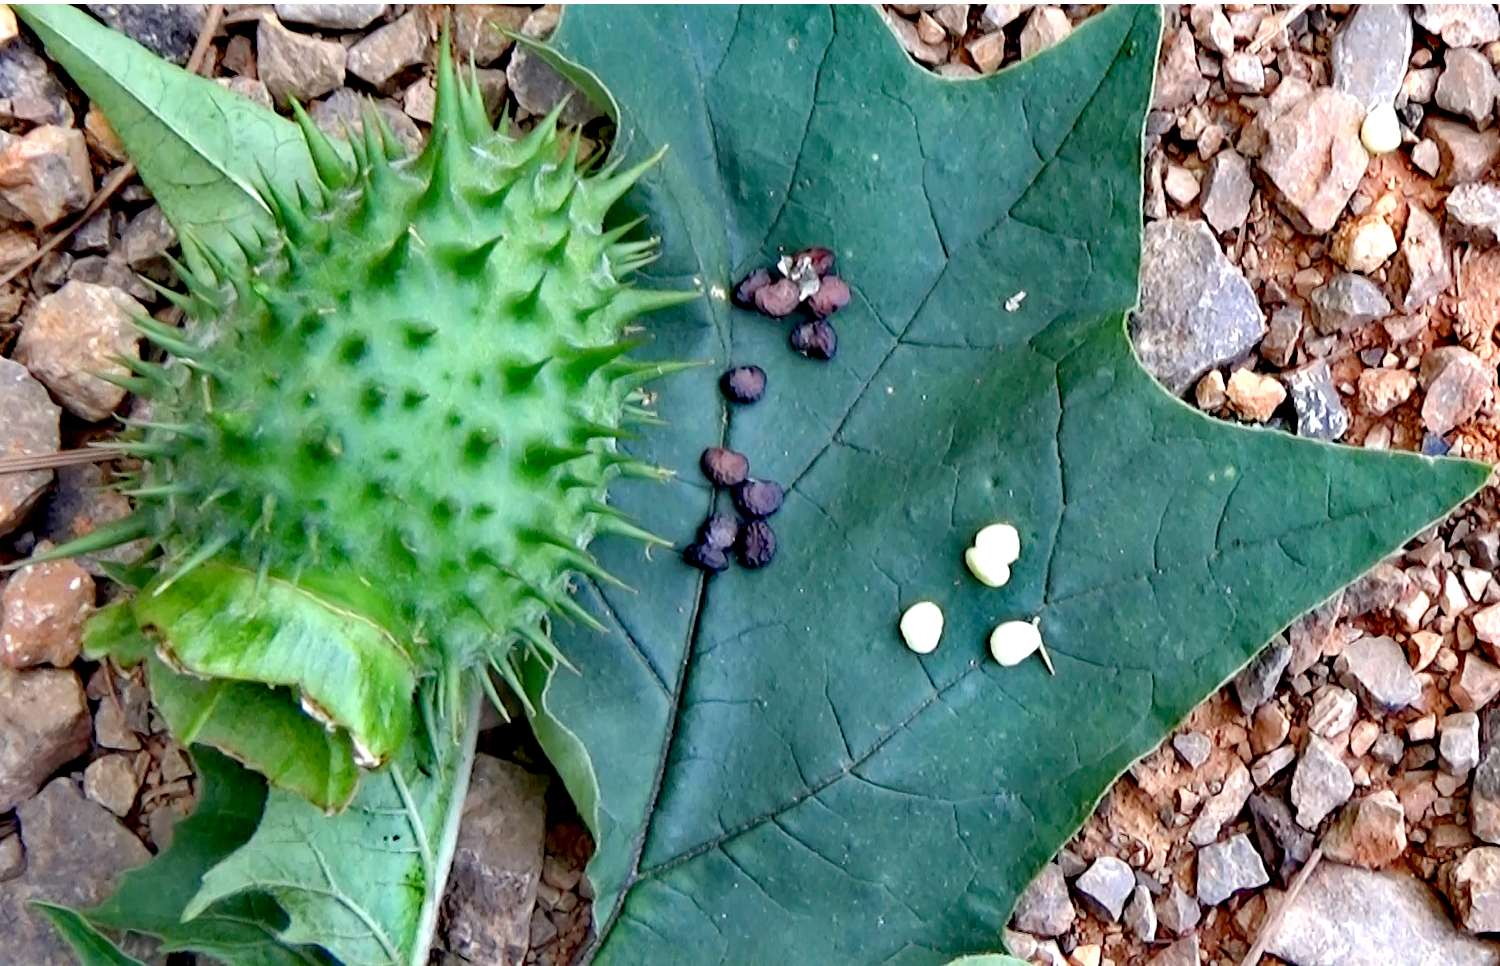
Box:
xmin=974 ymin=523 xmax=1021 ymax=565
xmin=990 ymin=619 xmax=1043 ymax=666
xmin=964 ymin=547 xmax=1012 ymax=588
xmin=1360 ymin=102 xmax=1401 ymax=155
xmin=900 ymin=600 xmax=944 ymax=654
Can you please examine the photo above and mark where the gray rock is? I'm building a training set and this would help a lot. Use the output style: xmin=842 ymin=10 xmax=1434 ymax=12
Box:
xmin=1331 ymin=4 xmax=1413 ymax=110
xmin=1195 ymin=833 xmax=1269 ymax=906
xmin=1413 ymin=138 xmax=1443 ymax=176
xmin=454 ymin=5 xmax=531 ymax=66
xmin=1200 ymin=149 xmax=1254 ymax=233
xmin=1292 ymin=735 xmax=1354 ymax=830
xmin=436 ymin=755 xmax=549 ymax=966
xmin=0 ymin=667 xmax=91 ymax=813
xmin=14 ymin=280 xmax=145 ymax=422
xmin=0 ymin=834 xmax=22 ymax=882
xmin=1345 ymin=562 xmax=1406 ymax=617
xmin=1448 ymin=847 xmax=1500 ymax=934
xmin=309 ymin=88 xmax=423 ymax=155
xmin=1172 ymin=730 xmax=1212 ymax=769
xmin=275 ymin=3 xmax=387 ymax=30
xmin=1426 ymin=117 xmax=1500 ymax=185
xmin=1473 ymin=747 xmax=1500 ymax=844
xmin=1235 ymin=635 xmax=1292 ymax=713
xmin=0 ymin=358 xmax=59 ymax=538
xmin=87 ymin=5 xmax=205 ymax=65
xmin=1419 ymin=345 xmax=1490 ymax=436
xmin=1153 ymin=25 xmax=1207 ymax=112
xmin=1435 ymin=47 xmax=1499 ymax=129
xmin=1259 ymin=88 xmax=1369 ymax=234
xmin=1189 ymin=760 xmax=1254 ymax=847
xmin=347 ymin=12 xmax=430 ymax=90
xmin=1308 ymin=686 xmax=1359 ymax=739
xmin=1371 ymin=731 xmax=1406 ymax=766
xmin=1415 ymin=4 xmax=1500 ymax=48
xmin=1309 ymin=273 xmax=1391 ymax=334
xmin=1336 ymin=635 xmax=1422 ymax=714
xmin=1223 ymin=52 xmax=1266 ymax=96
xmin=258 ymin=13 xmax=346 ymax=109
xmin=1262 ymin=303 xmax=1304 ymax=368
xmin=1130 ymin=219 xmax=1265 ymax=394
xmin=1124 ymin=884 xmax=1157 ymax=943
xmin=0 ymin=778 xmax=153 ymax=966
xmin=1011 ymin=862 xmax=1075 ymax=937
xmin=1269 ymin=861 xmax=1497 ymax=966
xmin=1285 ymin=360 xmax=1349 ymax=440
xmin=0 ymin=38 xmax=72 ymax=127
xmin=1055 ymin=848 xmax=1088 ymax=879
xmin=506 ymin=46 xmax=606 ymax=127
xmin=1447 ymin=182 xmax=1500 ymax=247
xmin=1391 ymin=203 xmax=1449 ymax=311
xmin=117 ymin=205 xmax=176 ymax=276
xmin=1156 ymin=883 xmax=1201 ymax=936
xmin=1442 ymin=711 xmax=1482 ymax=775
xmin=1251 ymin=791 xmax=1315 ymax=884
xmin=0 ymin=125 xmax=92 ymax=229
xmin=1075 ymin=855 xmax=1135 ymax=922
xmin=83 ymin=754 xmax=139 ymax=817
xmin=1150 ymin=936 xmax=1200 ymax=966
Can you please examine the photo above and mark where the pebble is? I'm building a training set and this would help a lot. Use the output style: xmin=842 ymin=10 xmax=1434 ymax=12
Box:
xmin=1446 ymin=182 xmax=1500 ymax=247
xmin=1284 ymin=360 xmax=1349 ymax=440
xmin=82 ymin=754 xmax=139 ymax=817
xmin=1350 ymin=720 xmax=1382 ymax=757
xmin=1163 ymin=164 xmax=1199 ymax=207
xmin=1308 ymin=686 xmax=1359 ymax=738
xmin=1189 ymin=761 xmax=1254 ymax=847
xmin=1332 ymin=4 xmax=1413 ymax=111
xmin=258 ymin=13 xmax=346 ymax=109
xmin=1195 ymin=833 xmax=1269 ymax=906
xmin=1222 ymin=52 xmax=1266 ymax=96
xmin=1415 ymin=4 xmax=1500 ymax=49
xmin=1412 ymin=138 xmax=1443 ymax=176
xmin=1292 ymin=735 xmax=1355 ymax=829
xmin=1447 ymin=847 xmax=1500 ymax=934
xmin=117 ymin=205 xmax=176 ymax=270
xmin=507 ymin=47 xmax=605 ymax=126
xmin=1225 ymin=368 xmax=1286 ymax=422
xmin=1391 ymin=204 xmax=1449 ymax=312
xmin=275 ymin=3 xmax=387 ymax=30
xmin=86 ymin=4 xmax=204 ymax=65
xmin=1251 ymin=702 xmax=1291 ymax=755
xmin=0 ymin=358 xmax=59 ymax=538
xmin=1472 ymin=748 xmax=1500 ymax=843
xmin=0 ymin=834 xmax=20 ymax=882
xmin=0 ymin=666 xmax=91 ymax=812
xmin=899 ymin=601 xmax=943 ymax=656
xmin=1154 ymin=25 xmax=1207 ymax=112
xmin=0 ymin=126 xmax=91 ymax=229
xmin=1155 ymin=883 xmax=1201 ymax=936
xmin=1331 ymin=212 xmax=1397 ymax=274
xmin=1199 ymin=150 xmax=1254 ymax=234
xmin=1268 ymin=860 xmax=1496 ymax=966
xmin=1150 ymin=936 xmax=1200 ymax=966
xmin=13 ymin=281 xmax=144 ymax=423
xmin=968 ymin=30 xmax=1006 ymax=74
xmin=309 ymin=89 xmax=422 ymax=155
xmin=1252 ymin=745 xmax=1298 ymax=786
xmin=0 ymin=558 xmax=93 ymax=670
xmin=1260 ymin=304 xmax=1304 ymax=368
xmin=1194 ymin=370 xmax=1226 ymax=410
xmin=1320 ymin=790 xmax=1407 ymax=869
xmin=1250 ymin=790 xmax=1316 ymax=883
xmin=1230 ymin=636 xmax=1289 ymax=713
xmin=1259 ymin=88 xmax=1369 ymax=234
xmin=1172 ymin=731 xmax=1212 ymax=769
xmin=1018 ymin=6 xmax=1071 ymax=59
xmin=347 ymin=12 xmax=429 ymax=89
xmin=1336 ymin=635 xmax=1422 ymax=714
xmin=1419 ymin=345 xmax=1490 ymax=436
xmin=453 ymin=5 xmax=529 ymax=65
xmin=1440 ymin=711 xmax=1481 ymax=774
xmin=1372 ymin=731 xmax=1406 ymax=766
xmin=1454 ymin=653 xmax=1500 ymax=712
xmin=1425 ymin=117 xmax=1500 ymax=185
xmin=0 ymin=38 xmax=73 ymax=127
xmin=1075 ymin=856 xmax=1135 ymax=922
xmin=1011 ymin=862 xmax=1075 ymax=937
xmin=1436 ymin=47 xmax=1499 ymax=128
xmin=1309 ymin=273 xmax=1391 ymax=334
xmin=1123 ymin=884 xmax=1156 ymax=944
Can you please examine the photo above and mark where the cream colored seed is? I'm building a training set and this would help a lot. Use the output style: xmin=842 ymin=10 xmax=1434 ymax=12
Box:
xmin=1360 ymin=102 xmax=1400 ymax=155
xmin=989 ymin=619 xmax=1042 ymax=666
xmin=964 ymin=547 xmax=1011 ymax=588
xmin=899 ymin=600 xmax=944 ymax=654
xmin=974 ymin=523 xmax=1021 ymax=564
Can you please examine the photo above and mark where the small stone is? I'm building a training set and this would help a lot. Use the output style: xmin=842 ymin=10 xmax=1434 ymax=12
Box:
xmin=682 ymin=543 xmax=728 ymax=574
xmin=0 ymin=666 xmax=91 ymax=812
xmin=1476 ymin=603 xmax=1500 ymax=648
xmin=1163 ymin=164 xmax=1199 ymax=207
xmin=82 ymin=754 xmax=139 ymax=817
xmin=1350 ymin=719 xmax=1381 ymax=757
xmin=0 ymin=358 xmax=59 ymax=538
xmin=1154 ymin=25 xmax=1208 ymax=112
xmin=1259 ymin=88 xmax=1370 ymax=234
xmin=1474 ymin=748 xmax=1500 ymax=843
xmin=1309 ymin=273 xmax=1391 ymax=334
xmin=0 ymin=558 xmax=93 ymax=670
xmin=1425 ymin=116 xmax=1500 ymax=185
xmin=1189 ymin=761 xmax=1254 ymax=847
xmin=968 ymin=30 xmax=1006 ymax=74
xmin=1233 ymin=635 xmax=1292 ymax=713
xmin=1447 ymin=182 xmax=1500 ymax=247
xmin=1412 ymin=137 xmax=1443 ymax=176
xmin=520 ymin=4 xmax=559 ymax=39
xmin=347 ymin=12 xmax=430 ymax=89
xmin=1251 ymin=702 xmax=1291 ymax=755
xmin=257 ymin=13 xmax=346 ymax=109
xmin=402 ymin=77 xmax=436 ymax=125
xmin=1436 ymin=47 xmax=1500 ymax=128
xmin=117 ymin=205 xmax=176 ymax=271
xmin=453 ymin=5 xmax=530 ymax=65
xmin=1019 ymin=6 xmax=1071 ymax=60
xmin=1453 ymin=653 xmax=1500 ymax=712
xmin=1292 ymin=735 xmax=1355 ymax=829
xmin=1223 ymin=52 xmax=1266 ymax=95
xmin=1226 ymin=368 xmax=1286 ymax=422
xmin=1011 ymin=862 xmax=1075 ymax=937
xmin=1331 ymin=213 xmax=1397 ymax=274
xmin=1123 ymin=884 xmax=1156 ymax=944
xmin=0 ymin=126 xmax=91 ymax=228
xmin=87 ymin=4 xmax=204 ymax=64
xmin=0 ymin=37 xmax=73 ymax=127
xmin=1332 ymin=4 xmax=1414 ymax=110
xmin=1447 ymin=846 xmax=1500 ymax=933
xmin=1195 ymin=370 xmax=1226 ymax=410
xmin=808 ymin=275 xmax=850 ymax=317
xmin=92 ymin=699 xmax=140 ymax=752
xmin=720 ymin=366 xmax=766 ymax=405
xmin=1261 ymin=304 xmax=1304 ymax=368
xmin=1250 ymin=791 xmax=1316 ymax=883
xmin=1253 ymin=745 xmax=1298 ymax=786
xmin=1173 ymin=730 xmax=1213 ymax=769
xmin=1411 ymin=714 xmax=1438 ymax=742
xmin=1150 ymin=936 xmax=1200 ymax=966
xmin=274 ymin=4 xmax=387 ymax=30
xmin=0 ymin=834 xmax=21 ymax=882
xmin=308 ymin=88 xmax=422 ymax=155
xmin=1390 ymin=204 xmax=1449 ymax=312
xmin=1336 ymin=635 xmax=1422 ymax=714
xmin=736 ymin=518 xmax=776 ymax=570
xmin=507 ymin=46 xmax=604 ymax=126
xmin=1372 ymin=732 xmax=1405 ymax=765
xmin=1196 ymin=833 xmax=1269 ymax=906
xmin=1156 ymin=884 xmax=1200 ymax=936
xmin=1075 ymin=855 xmax=1135 ymax=922
xmin=1394 ymin=585 xmax=1433 ymax=632
xmin=790 ymin=319 xmax=838 ymax=360
xmin=14 ymin=281 xmax=145 ymax=422
xmin=1442 ymin=711 xmax=1482 ymax=774
xmin=1419 ymin=345 xmax=1490 ymax=436
xmin=1321 ymin=790 xmax=1407 ymax=869
xmin=1200 ymin=150 xmax=1254 ymax=233
xmin=700 ymin=447 xmax=749 ymax=488
xmin=1284 ymin=360 xmax=1349 ymax=440
xmin=1308 ymin=686 xmax=1359 ymax=739
xmin=883 ymin=9 xmax=947 ymax=64
xmin=1416 ymin=4 xmax=1500 ymax=47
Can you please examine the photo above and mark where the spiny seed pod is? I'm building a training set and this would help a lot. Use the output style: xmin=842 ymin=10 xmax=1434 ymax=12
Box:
xmin=755 ymin=278 xmax=801 ymax=318
xmin=808 ymin=275 xmax=850 ymax=318
xmin=683 ymin=542 xmax=730 ymax=573
xmin=733 ymin=267 xmax=772 ymax=309
xmin=798 ymin=246 xmax=836 ymax=276
xmin=733 ymin=479 xmax=783 ymax=518
xmin=720 ymin=365 xmax=766 ymax=404
xmin=701 ymin=447 xmax=750 ymax=487
xmin=737 ymin=518 xmax=776 ymax=569
xmin=52 ymin=45 xmax=697 ymax=797
xmin=790 ymin=318 xmax=837 ymax=360
xmin=698 ymin=512 xmax=739 ymax=551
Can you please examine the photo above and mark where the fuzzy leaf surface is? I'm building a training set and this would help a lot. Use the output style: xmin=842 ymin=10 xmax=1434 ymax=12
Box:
xmin=531 ymin=7 xmax=1490 ymax=965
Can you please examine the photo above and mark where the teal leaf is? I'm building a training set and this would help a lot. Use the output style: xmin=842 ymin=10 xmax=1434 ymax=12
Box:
xmin=29 ymin=903 xmax=149 ymax=966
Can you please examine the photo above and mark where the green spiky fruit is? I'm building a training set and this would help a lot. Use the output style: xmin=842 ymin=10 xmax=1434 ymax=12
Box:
xmin=74 ymin=49 xmax=695 ymax=806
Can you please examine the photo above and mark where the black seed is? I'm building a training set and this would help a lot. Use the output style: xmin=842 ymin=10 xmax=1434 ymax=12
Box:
xmin=733 ymin=267 xmax=773 ymax=309
xmin=737 ymin=518 xmax=776 ymax=569
xmin=683 ymin=542 xmax=729 ymax=573
xmin=790 ymin=318 xmax=837 ymax=360
xmin=755 ymin=278 xmax=801 ymax=318
xmin=701 ymin=447 xmax=750 ymax=487
xmin=797 ymin=247 xmax=836 ymax=275
xmin=808 ymin=275 xmax=850 ymax=317
xmin=720 ymin=365 xmax=766 ymax=404
xmin=698 ymin=513 xmax=739 ymax=551
xmin=733 ymin=479 xmax=783 ymax=518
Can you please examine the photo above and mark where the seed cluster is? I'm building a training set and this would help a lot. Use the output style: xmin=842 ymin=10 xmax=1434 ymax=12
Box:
xmin=734 ymin=247 xmax=850 ymax=361
xmin=683 ymin=442 xmax=783 ymax=573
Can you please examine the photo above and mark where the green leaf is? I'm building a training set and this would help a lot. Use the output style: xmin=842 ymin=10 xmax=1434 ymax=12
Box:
xmin=525 ymin=7 xmax=1489 ymax=965
xmin=30 ymin=903 xmax=149 ymax=966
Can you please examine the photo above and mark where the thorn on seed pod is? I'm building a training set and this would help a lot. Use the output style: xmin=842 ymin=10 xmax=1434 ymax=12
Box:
xmin=733 ymin=268 xmax=773 ymax=309
xmin=700 ymin=447 xmax=749 ymax=487
xmin=790 ymin=318 xmax=837 ymax=360
xmin=737 ymin=518 xmax=776 ymax=569
xmin=808 ymin=275 xmax=850 ymax=317
xmin=683 ymin=542 xmax=729 ymax=573
xmin=720 ymin=365 xmax=766 ymax=404
xmin=733 ymin=479 xmax=783 ymax=518
xmin=698 ymin=512 xmax=739 ymax=551
xmin=797 ymin=247 xmax=836 ymax=276
xmin=754 ymin=278 xmax=801 ymax=318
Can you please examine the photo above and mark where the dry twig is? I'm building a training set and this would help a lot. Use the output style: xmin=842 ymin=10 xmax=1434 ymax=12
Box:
xmin=1237 ymin=847 xmax=1323 ymax=966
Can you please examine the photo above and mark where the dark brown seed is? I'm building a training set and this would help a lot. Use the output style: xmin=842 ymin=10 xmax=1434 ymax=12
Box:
xmin=790 ymin=318 xmax=837 ymax=360
xmin=808 ymin=275 xmax=850 ymax=317
xmin=754 ymin=278 xmax=801 ymax=318
xmin=720 ymin=365 xmax=766 ymax=404
xmin=700 ymin=447 xmax=750 ymax=487
xmin=699 ymin=513 xmax=739 ymax=551
xmin=737 ymin=518 xmax=777 ymax=569
xmin=683 ymin=542 xmax=729 ymax=573
xmin=733 ymin=479 xmax=783 ymax=518
xmin=733 ymin=267 xmax=773 ymax=309
xmin=798 ymin=247 xmax=836 ymax=275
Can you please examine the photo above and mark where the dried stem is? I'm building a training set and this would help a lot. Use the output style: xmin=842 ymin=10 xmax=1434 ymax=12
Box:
xmin=1238 ymin=847 xmax=1323 ymax=966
